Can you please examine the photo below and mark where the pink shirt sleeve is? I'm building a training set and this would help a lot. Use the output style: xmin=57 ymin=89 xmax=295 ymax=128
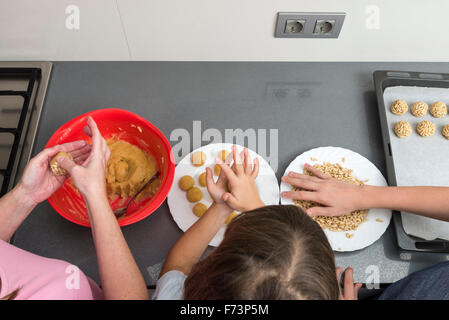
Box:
xmin=0 ymin=240 xmax=103 ymax=300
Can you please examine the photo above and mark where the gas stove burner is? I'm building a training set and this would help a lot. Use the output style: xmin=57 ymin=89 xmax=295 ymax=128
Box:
xmin=0 ymin=62 xmax=52 ymax=197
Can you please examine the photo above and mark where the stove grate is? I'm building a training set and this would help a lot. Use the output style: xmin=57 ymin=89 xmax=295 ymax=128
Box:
xmin=0 ymin=68 xmax=41 ymax=196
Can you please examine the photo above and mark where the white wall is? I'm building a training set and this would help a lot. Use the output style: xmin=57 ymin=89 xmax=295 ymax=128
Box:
xmin=1 ymin=0 xmax=449 ymax=61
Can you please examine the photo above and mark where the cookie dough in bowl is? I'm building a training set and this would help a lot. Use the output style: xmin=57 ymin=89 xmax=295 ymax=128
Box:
xmin=106 ymin=139 xmax=159 ymax=199
xmin=46 ymin=108 xmax=175 ymax=228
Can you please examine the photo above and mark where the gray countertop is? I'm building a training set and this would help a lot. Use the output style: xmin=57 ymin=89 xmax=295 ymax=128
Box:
xmin=12 ymin=62 xmax=449 ymax=286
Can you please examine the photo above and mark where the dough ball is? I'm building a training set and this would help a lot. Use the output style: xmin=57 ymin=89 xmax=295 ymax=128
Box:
xmin=186 ymin=187 xmax=203 ymax=203
xmin=225 ymin=211 xmax=238 ymax=224
xmin=393 ymin=121 xmax=412 ymax=138
xmin=49 ymin=152 xmax=73 ymax=176
xmin=198 ymin=172 xmax=207 ymax=187
xmin=192 ymin=203 xmax=208 ymax=217
xmin=191 ymin=151 xmax=206 ymax=167
xmin=442 ymin=125 xmax=449 ymax=139
xmin=430 ymin=101 xmax=447 ymax=118
xmin=214 ymin=164 xmax=221 ymax=176
xmin=218 ymin=149 xmax=230 ymax=161
xmin=411 ymin=101 xmax=428 ymax=117
xmin=179 ymin=175 xmax=194 ymax=191
xmin=390 ymin=99 xmax=408 ymax=115
xmin=416 ymin=120 xmax=435 ymax=137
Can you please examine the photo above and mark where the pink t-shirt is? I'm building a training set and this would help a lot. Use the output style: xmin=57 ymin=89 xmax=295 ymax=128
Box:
xmin=0 ymin=240 xmax=103 ymax=300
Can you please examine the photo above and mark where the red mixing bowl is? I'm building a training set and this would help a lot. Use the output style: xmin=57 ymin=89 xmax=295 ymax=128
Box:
xmin=45 ymin=108 xmax=175 ymax=227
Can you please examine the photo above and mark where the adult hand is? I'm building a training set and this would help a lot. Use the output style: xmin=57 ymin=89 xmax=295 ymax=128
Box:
xmin=213 ymin=145 xmax=264 ymax=212
xmin=281 ymin=163 xmax=365 ymax=217
xmin=57 ymin=116 xmax=110 ymax=200
xmin=337 ymin=267 xmax=363 ymax=300
xmin=16 ymin=140 xmax=91 ymax=206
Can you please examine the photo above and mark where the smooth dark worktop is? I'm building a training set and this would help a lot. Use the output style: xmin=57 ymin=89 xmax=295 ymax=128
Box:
xmin=12 ymin=62 xmax=449 ymax=286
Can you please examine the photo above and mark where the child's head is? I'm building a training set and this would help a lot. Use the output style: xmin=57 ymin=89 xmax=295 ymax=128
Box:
xmin=184 ymin=205 xmax=339 ymax=299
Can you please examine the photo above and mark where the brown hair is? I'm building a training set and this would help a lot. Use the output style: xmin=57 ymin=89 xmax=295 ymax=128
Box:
xmin=0 ymin=277 xmax=19 ymax=300
xmin=184 ymin=205 xmax=339 ymax=300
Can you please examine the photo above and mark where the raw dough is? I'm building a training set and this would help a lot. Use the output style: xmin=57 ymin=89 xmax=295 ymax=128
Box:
xmin=393 ymin=121 xmax=412 ymax=138
xmin=430 ymin=101 xmax=447 ymax=118
xmin=191 ymin=151 xmax=206 ymax=167
xmin=218 ymin=149 xmax=230 ymax=161
xmin=416 ymin=120 xmax=435 ymax=137
xmin=198 ymin=172 xmax=207 ymax=187
xmin=390 ymin=99 xmax=408 ymax=115
xmin=106 ymin=139 xmax=158 ymax=199
xmin=186 ymin=187 xmax=202 ymax=203
xmin=192 ymin=203 xmax=207 ymax=217
xmin=49 ymin=152 xmax=73 ymax=176
xmin=214 ymin=164 xmax=221 ymax=176
xmin=442 ymin=125 xmax=449 ymax=139
xmin=411 ymin=101 xmax=428 ymax=117
xmin=225 ymin=211 xmax=238 ymax=224
xmin=179 ymin=175 xmax=194 ymax=191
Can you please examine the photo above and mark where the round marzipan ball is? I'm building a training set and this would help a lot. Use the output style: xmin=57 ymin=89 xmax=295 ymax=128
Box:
xmin=411 ymin=101 xmax=428 ymax=117
xmin=225 ymin=211 xmax=238 ymax=224
xmin=393 ymin=121 xmax=412 ymax=138
xmin=218 ymin=149 xmax=230 ymax=161
xmin=390 ymin=99 xmax=408 ymax=115
xmin=192 ymin=203 xmax=207 ymax=217
xmin=191 ymin=151 xmax=206 ymax=167
xmin=186 ymin=187 xmax=203 ymax=203
xmin=430 ymin=101 xmax=447 ymax=118
xmin=198 ymin=172 xmax=207 ymax=187
xmin=178 ymin=175 xmax=194 ymax=191
xmin=214 ymin=164 xmax=221 ymax=176
xmin=416 ymin=120 xmax=435 ymax=137
xmin=442 ymin=125 xmax=449 ymax=139
xmin=49 ymin=151 xmax=73 ymax=176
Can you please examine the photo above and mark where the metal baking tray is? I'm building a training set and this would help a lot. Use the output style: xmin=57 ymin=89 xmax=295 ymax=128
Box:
xmin=374 ymin=70 xmax=449 ymax=252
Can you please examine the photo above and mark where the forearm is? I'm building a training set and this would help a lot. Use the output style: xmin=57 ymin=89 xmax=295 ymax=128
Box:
xmin=85 ymin=194 xmax=149 ymax=300
xmin=160 ymin=203 xmax=232 ymax=277
xmin=0 ymin=184 xmax=36 ymax=241
xmin=359 ymin=186 xmax=449 ymax=222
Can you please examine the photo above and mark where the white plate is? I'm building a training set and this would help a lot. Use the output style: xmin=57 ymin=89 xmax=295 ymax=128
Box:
xmin=280 ymin=146 xmax=391 ymax=252
xmin=167 ymin=143 xmax=280 ymax=247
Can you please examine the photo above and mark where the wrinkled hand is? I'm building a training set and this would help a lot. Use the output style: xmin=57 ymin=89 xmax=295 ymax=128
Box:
xmin=209 ymin=145 xmax=263 ymax=212
xmin=281 ymin=163 xmax=364 ymax=217
xmin=17 ymin=140 xmax=91 ymax=206
xmin=57 ymin=116 xmax=110 ymax=200
xmin=337 ymin=267 xmax=363 ymax=300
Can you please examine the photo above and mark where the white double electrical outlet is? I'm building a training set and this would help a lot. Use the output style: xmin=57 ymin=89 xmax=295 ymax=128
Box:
xmin=275 ymin=12 xmax=345 ymax=38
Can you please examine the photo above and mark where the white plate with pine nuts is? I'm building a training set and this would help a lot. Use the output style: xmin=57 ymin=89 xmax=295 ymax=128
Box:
xmin=280 ymin=146 xmax=392 ymax=252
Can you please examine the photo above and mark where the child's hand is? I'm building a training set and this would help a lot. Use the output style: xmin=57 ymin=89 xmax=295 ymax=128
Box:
xmin=281 ymin=163 xmax=365 ymax=217
xmin=337 ymin=267 xmax=363 ymax=300
xmin=205 ymin=165 xmax=232 ymax=212
xmin=214 ymin=146 xmax=264 ymax=212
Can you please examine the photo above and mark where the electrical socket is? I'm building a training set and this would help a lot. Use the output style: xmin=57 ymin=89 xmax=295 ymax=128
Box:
xmin=275 ymin=12 xmax=345 ymax=38
xmin=314 ymin=20 xmax=335 ymax=34
xmin=285 ymin=20 xmax=305 ymax=34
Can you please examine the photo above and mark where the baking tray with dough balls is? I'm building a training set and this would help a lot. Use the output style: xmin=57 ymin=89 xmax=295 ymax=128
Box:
xmin=167 ymin=143 xmax=280 ymax=247
xmin=383 ymin=86 xmax=449 ymax=241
